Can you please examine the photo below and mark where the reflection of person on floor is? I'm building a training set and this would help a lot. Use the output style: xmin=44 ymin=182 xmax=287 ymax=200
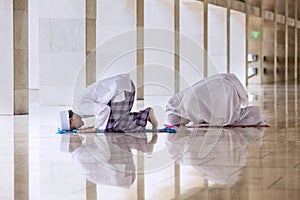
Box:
xmin=166 ymin=73 xmax=266 ymax=126
xmin=60 ymin=133 xmax=158 ymax=188
xmin=165 ymin=127 xmax=265 ymax=185
xmin=58 ymin=73 xmax=158 ymax=132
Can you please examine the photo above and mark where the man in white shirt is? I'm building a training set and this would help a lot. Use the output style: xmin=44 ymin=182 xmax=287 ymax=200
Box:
xmin=166 ymin=73 xmax=266 ymax=127
xmin=58 ymin=74 xmax=158 ymax=132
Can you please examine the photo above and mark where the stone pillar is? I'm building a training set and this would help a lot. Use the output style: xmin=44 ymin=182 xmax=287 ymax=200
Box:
xmin=86 ymin=0 xmax=96 ymax=86
xmin=85 ymin=1 xmax=97 ymax=196
xmin=137 ymin=0 xmax=144 ymax=100
xmin=13 ymin=0 xmax=28 ymax=114
xmin=245 ymin=0 xmax=249 ymax=85
xmin=285 ymin=0 xmax=289 ymax=82
xmin=295 ymin=0 xmax=298 ymax=81
xmin=274 ymin=0 xmax=278 ymax=82
xmin=260 ymin=0 xmax=265 ymax=83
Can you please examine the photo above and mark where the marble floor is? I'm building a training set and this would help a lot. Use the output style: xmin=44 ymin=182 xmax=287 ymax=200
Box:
xmin=0 ymin=83 xmax=300 ymax=200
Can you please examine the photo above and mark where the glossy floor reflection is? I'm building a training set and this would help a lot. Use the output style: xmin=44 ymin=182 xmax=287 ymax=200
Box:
xmin=0 ymin=83 xmax=299 ymax=200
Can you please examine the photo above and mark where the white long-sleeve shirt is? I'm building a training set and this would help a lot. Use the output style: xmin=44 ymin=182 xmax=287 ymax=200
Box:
xmin=73 ymin=73 xmax=133 ymax=130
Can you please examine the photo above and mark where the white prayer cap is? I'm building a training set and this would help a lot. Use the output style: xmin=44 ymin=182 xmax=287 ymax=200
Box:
xmin=60 ymin=134 xmax=71 ymax=152
xmin=58 ymin=110 xmax=70 ymax=131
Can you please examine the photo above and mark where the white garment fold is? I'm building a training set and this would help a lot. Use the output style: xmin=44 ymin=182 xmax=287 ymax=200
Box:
xmin=166 ymin=73 xmax=266 ymax=126
xmin=73 ymin=73 xmax=133 ymax=129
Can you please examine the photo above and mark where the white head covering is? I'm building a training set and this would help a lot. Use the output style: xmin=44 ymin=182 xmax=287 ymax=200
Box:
xmin=58 ymin=110 xmax=70 ymax=131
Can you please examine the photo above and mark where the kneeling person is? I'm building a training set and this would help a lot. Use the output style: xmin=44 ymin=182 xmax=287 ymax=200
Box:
xmin=58 ymin=74 xmax=158 ymax=133
xmin=166 ymin=73 xmax=266 ymax=127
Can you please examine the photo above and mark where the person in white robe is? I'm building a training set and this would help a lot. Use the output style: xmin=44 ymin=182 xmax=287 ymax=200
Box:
xmin=165 ymin=73 xmax=266 ymax=127
xmin=57 ymin=73 xmax=158 ymax=132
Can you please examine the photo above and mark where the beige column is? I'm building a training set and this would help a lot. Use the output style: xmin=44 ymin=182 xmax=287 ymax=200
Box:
xmin=285 ymin=0 xmax=289 ymax=82
xmin=204 ymin=0 xmax=208 ymax=77
xmin=13 ymin=0 xmax=28 ymax=114
xmin=295 ymin=0 xmax=298 ymax=81
xmin=245 ymin=0 xmax=249 ymax=85
xmin=14 ymin=117 xmax=29 ymax=200
xmin=227 ymin=0 xmax=231 ymax=73
xmin=86 ymin=0 xmax=97 ymax=86
xmin=260 ymin=0 xmax=265 ymax=83
xmin=298 ymin=4 xmax=300 ymax=83
xmin=274 ymin=1 xmax=278 ymax=82
xmin=174 ymin=0 xmax=180 ymax=93
xmin=137 ymin=0 xmax=144 ymax=100
xmin=273 ymin=5 xmax=279 ymax=114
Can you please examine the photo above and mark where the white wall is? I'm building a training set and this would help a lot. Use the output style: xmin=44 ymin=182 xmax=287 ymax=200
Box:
xmin=29 ymin=0 xmax=39 ymax=89
xmin=230 ymin=10 xmax=246 ymax=85
xmin=0 ymin=0 xmax=13 ymax=114
xmin=39 ymin=0 xmax=85 ymax=105
xmin=208 ymin=4 xmax=227 ymax=75
xmin=96 ymin=0 xmax=136 ymax=81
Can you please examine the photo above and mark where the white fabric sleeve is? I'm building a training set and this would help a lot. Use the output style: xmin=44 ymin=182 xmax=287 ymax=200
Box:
xmin=93 ymin=104 xmax=111 ymax=130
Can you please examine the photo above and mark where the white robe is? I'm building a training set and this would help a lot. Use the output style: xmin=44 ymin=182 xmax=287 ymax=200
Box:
xmin=166 ymin=73 xmax=266 ymax=126
xmin=73 ymin=73 xmax=133 ymax=130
